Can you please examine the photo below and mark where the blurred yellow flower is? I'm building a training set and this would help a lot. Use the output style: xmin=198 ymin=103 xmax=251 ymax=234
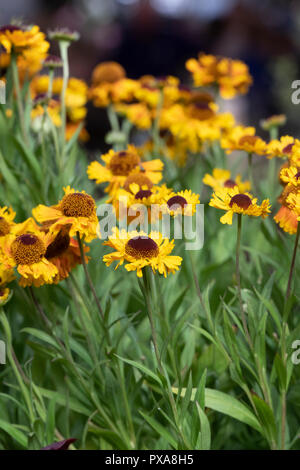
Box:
xmin=203 ymin=168 xmax=251 ymax=193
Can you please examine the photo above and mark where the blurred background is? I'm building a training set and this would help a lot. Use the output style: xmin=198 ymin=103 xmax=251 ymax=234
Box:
xmin=0 ymin=0 xmax=300 ymax=148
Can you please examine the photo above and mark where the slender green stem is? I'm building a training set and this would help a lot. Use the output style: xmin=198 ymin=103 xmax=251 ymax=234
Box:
xmin=0 ymin=308 xmax=35 ymax=424
xmin=47 ymin=68 xmax=54 ymax=99
xmin=153 ymin=89 xmax=164 ymax=155
xmin=247 ymin=152 xmax=255 ymax=193
xmin=58 ymin=40 xmax=70 ymax=165
xmin=11 ymin=53 xmax=28 ymax=144
xmin=76 ymin=232 xmax=104 ymax=320
xmin=279 ymin=223 xmax=299 ymax=449
xmin=141 ymin=268 xmax=162 ymax=373
xmin=285 ymin=223 xmax=300 ymax=304
xmin=235 ymin=214 xmax=252 ymax=348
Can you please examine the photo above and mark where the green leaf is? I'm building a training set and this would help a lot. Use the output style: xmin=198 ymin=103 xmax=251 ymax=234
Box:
xmin=172 ymin=387 xmax=262 ymax=433
xmin=114 ymin=354 xmax=162 ymax=385
xmin=0 ymin=419 xmax=28 ymax=448
xmin=196 ymin=402 xmax=211 ymax=450
xmin=139 ymin=411 xmax=177 ymax=449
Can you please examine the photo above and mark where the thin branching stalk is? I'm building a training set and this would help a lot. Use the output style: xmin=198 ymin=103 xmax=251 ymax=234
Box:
xmin=76 ymin=232 xmax=104 ymax=320
xmin=11 ymin=52 xmax=28 ymax=144
xmin=58 ymin=40 xmax=70 ymax=164
xmin=235 ymin=214 xmax=253 ymax=348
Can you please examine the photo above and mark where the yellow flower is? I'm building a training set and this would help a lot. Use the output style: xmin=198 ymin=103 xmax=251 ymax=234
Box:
xmin=3 ymin=218 xmax=59 ymax=287
xmin=0 ymin=263 xmax=15 ymax=304
xmin=87 ymin=145 xmax=163 ymax=196
xmin=115 ymin=102 xmax=153 ymax=129
xmin=260 ymin=114 xmax=286 ymax=131
xmin=91 ymin=61 xmax=126 ymax=86
xmin=40 ymin=225 xmax=89 ymax=283
xmin=0 ymin=287 xmax=10 ymax=304
xmin=286 ymin=192 xmax=300 ymax=220
xmin=32 ymin=187 xmax=99 ymax=242
xmin=279 ymin=166 xmax=300 ymax=188
xmin=0 ymin=206 xmax=16 ymax=237
xmin=0 ymin=24 xmax=49 ymax=55
xmin=209 ymin=187 xmax=271 ymax=224
xmin=161 ymin=102 xmax=234 ymax=153
xmin=89 ymin=78 xmax=139 ymax=107
xmin=186 ymin=53 xmax=252 ymax=99
xmin=165 ymin=189 xmax=200 ymax=216
xmin=114 ymin=183 xmax=171 ymax=222
xmin=103 ymin=227 xmax=182 ymax=278
xmin=216 ymin=57 xmax=252 ymax=99
xmin=265 ymin=136 xmax=296 ymax=159
xmin=203 ymin=168 xmax=251 ymax=193
xmin=274 ymin=205 xmax=298 ymax=235
xmin=221 ymin=125 xmax=266 ymax=155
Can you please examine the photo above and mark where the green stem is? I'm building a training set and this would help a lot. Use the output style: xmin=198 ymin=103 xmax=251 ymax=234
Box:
xmin=235 ymin=214 xmax=252 ymax=348
xmin=47 ymin=68 xmax=54 ymax=99
xmin=58 ymin=40 xmax=70 ymax=166
xmin=141 ymin=267 xmax=162 ymax=373
xmin=76 ymin=232 xmax=104 ymax=321
xmin=285 ymin=223 xmax=300 ymax=304
xmin=279 ymin=223 xmax=300 ymax=449
xmin=11 ymin=53 xmax=28 ymax=144
xmin=153 ymin=89 xmax=164 ymax=155
xmin=0 ymin=308 xmax=35 ymax=424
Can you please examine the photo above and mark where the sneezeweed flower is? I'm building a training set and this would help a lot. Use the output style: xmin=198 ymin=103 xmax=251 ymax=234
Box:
xmin=91 ymin=61 xmax=126 ymax=86
xmin=186 ymin=53 xmax=252 ymax=99
xmin=89 ymin=63 xmax=138 ymax=107
xmin=114 ymin=183 xmax=171 ymax=222
xmin=265 ymin=135 xmax=296 ymax=159
xmin=209 ymin=187 xmax=271 ymax=224
xmin=203 ymin=168 xmax=251 ymax=193
xmin=41 ymin=225 xmax=89 ymax=282
xmin=274 ymin=205 xmax=298 ymax=235
xmin=43 ymin=54 xmax=63 ymax=69
xmin=32 ymin=187 xmax=99 ymax=242
xmin=161 ymin=102 xmax=234 ymax=153
xmin=0 ymin=264 xmax=15 ymax=305
xmin=48 ymin=28 xmax=79 ymax=43
xmin=0 ymin=206 xmax=16 ymax=237
xmin=279 ymin=166 xmax=300 ymax=188
xmin=103 ymin=227 xmax=182 ymax=277
xmin=0 ymin=24 xmax=49 ymax=55
xmin=165 ymin=190 xmax=200 ymax=217
xmin=221 ymin=125 xmax=266 ymax=155
xmin=286 ymin=192 xmax=300 ymax=220
xmin=87 ymin=145 xmax=163 ymax=197
xmin=3 ymin=219 xmax=58 ymax=287
xmin=115 ymin=102 xmax=153 ymax=130
xmin=260 ymin=114 xmax=286 ymax=132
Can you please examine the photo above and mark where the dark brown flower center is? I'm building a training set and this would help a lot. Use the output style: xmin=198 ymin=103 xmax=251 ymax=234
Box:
xmin=11 ymin=233 xmax=46 ymax=265
xmin=295 ymin=171 xmax=300 ymax=179
xmin=124 ymin=174 xmax=153 ymax=192
xmin=134 ymin=190 xmax=152 ymax=200
xmin=239 ymin=135 xmax=258 ymax=146
xmin=108 ymin=151 xmax=140 ymax=176
xmin=282 ymin=143 xmax=294 ymax=154
xmin=61 ymin=192 xmax=95 ymax=218
xmin=224 ymin=179 xmax=237 ymax=188
xmin=229 ymin=194 xmax=252 ymax=209
xmin=0 ymin=25 xmax=23 ymax=33
xmin=167 ymin=195 xmax=188 ymax=209
xmin=45 ymin=230 xmax=70 ymax=259
xmin=125 ymin=236 xmax=159 ymax=259
xmin=0 ymin=217 xmax=10 ymax=236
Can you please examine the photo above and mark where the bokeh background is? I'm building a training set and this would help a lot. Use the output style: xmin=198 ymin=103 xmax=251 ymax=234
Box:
xmin=0 ymin=0 xmax=299 ymax=149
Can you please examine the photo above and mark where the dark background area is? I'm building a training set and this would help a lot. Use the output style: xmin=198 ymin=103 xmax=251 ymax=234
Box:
xmin=1 ymin=0 xmax=300 ymax=148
